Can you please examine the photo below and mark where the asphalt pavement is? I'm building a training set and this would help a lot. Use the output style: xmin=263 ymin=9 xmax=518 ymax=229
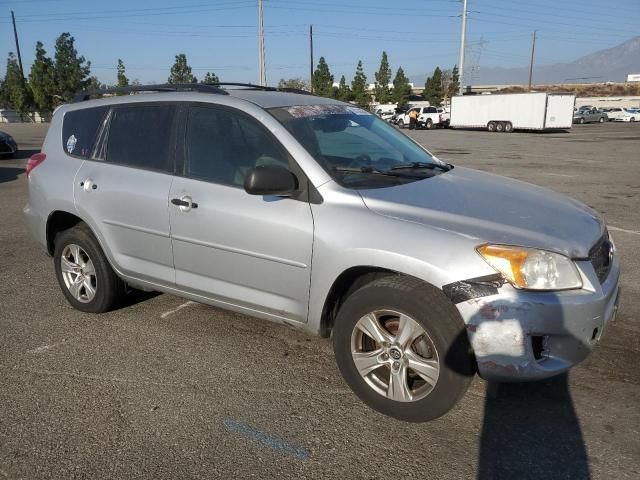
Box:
xmin=1 ymin=121 xmax=638 ymax=479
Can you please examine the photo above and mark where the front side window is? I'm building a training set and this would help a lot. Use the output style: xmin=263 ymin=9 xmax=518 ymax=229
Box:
xmin=106 ymin=104 xmax=175 ymax=172
xmin=185 ymin=106 xmax=290 ymax=187
xmin=62 ymin=106 xmax=109 ymax=158
xmin=269 ymin=104 xmax=450 ymax=189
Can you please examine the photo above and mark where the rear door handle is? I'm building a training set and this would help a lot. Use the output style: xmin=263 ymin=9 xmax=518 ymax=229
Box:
xmin=171 ymin=196 xmax=198 ymax=211
xmin=80 ymin=178 xmax=97 ymax=191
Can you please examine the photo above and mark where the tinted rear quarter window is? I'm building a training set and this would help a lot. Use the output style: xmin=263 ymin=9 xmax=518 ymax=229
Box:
xmin=62 ymin=106 xmax=109 ymax=158
xmin=106 ymin=104 xmax=175 ymax=172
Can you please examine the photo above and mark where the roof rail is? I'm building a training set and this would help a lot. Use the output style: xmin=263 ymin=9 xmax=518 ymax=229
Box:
xmin=72 ymin=83 xmax=228 ymax=103
xmin=211 ymin=82 xmax=314 ymax=96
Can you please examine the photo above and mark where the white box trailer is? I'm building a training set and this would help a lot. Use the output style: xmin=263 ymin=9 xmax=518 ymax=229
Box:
xmin=450 ymin=92 xmax=575 ymax=132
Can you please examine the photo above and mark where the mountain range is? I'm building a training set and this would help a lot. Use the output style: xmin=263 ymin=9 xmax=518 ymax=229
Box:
xmin=413 ymin=36 xmax=640 ymax=86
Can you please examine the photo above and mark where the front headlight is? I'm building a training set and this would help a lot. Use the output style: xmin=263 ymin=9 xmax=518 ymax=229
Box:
xmin=477 ymin=245 xmax=582 ymax=290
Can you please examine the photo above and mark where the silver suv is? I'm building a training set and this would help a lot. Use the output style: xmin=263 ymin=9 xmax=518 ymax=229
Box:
xmin=24 ymin=84 xmax=620 ymax=422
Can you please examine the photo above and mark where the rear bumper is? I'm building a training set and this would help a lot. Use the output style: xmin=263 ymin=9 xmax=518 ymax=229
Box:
xmin=455 ymin=257 xmax=621 ymax=382
xmin=23 ymin=202 xmax=48 ymax=252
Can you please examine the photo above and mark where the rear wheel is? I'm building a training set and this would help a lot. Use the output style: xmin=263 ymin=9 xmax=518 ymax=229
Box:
xmin=54 ymin=224 xmax=125 ymax=313
xmin=496 ymin=122 xmax=505 ymax=133
xmin=579 ymin=117 xmax=585 ymax=124
xmin=398 ymin=119 xmax=405 ymax=129
xmin=425 ymin=119 xmax=434 ymax=130
xmin=599 ymin=116 xmax=605 ymax=123
xmin=504 ymin=121 xmax=514 ymax=133
xmin=333 ymin=275 xmax=475 ymax=422
xmin=487 ymin=121 xmax=496 ymax=132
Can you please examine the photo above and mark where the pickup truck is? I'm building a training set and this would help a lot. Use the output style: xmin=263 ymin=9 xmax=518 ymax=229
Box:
xmin=397 ymin=106 xmax=449 ymax=130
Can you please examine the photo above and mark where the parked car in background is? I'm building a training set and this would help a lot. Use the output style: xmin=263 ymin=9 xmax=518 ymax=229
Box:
xmin=604 ymin=107 xmax=626 ymax=121
xmin=0 ymin=130 xmax=18 ymax=157
xmin=613 ymin=108 xmax=638 ymax=122
xmin=573 ymin=108 xmax=608 ymax=124
xmin=398 ymin=106 xmax=447 ymax=129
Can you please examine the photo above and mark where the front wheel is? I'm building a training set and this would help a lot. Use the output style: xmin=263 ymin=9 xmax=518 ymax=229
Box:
xmin=398 ymin=119 xmax=405 ymax=129
xmin=54 ymin=223 xmax=126 ymax=313
xmin=579 ymin=117 xmax=585 ymax=124
xmin=425 ymin=119 xmax=434 ymax=130
xmin=599 ymin=117 xmax=605 ymax=123
xmin=333 ymin=275 xmax=475 ymax=422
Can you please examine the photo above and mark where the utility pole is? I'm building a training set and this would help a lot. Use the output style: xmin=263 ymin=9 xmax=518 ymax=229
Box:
xmin=258 ymin=0 xmax=267 ymax=86
xmin=309 ymin=25 xmax=314 ymax=93
xmin=11 ymin=10 xmax=25 ymax=84
xmin=528 ymin=30 xmax=537 ymax=91
xmin=457 ymin=0 xmax=468 ymax=96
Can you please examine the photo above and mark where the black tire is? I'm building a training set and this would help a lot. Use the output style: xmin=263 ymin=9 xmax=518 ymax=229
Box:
xmin=54 ymin=223 xmax=125 ymax=313
xmin=398 ymin=119 xmax=405 ymax=129
xmin=504 ymin=121 xmax=513 ymax=133
xmin=599 ymin=117 xmax=605 ymax=123
xmin=631 ymin=117 xmax=636 ymax=122
xmin=496 ymin=122 xmax=505 ymax=132
xmin=579 ymin=117 xmax=585 ymax=124
xmin=333 ymin=275 xmax=475 ymax=422
xmin=425 ymin=119 xmax=434 ymax=130
xmin=487 ymin=121 xmax=496 ymax=132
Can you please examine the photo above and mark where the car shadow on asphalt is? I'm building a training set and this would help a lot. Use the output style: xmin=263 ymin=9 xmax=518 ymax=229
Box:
xmin=478 ymin=374 xmax=589 ymax=480
xmin=0 ymin=167 xmax=25 ymax=184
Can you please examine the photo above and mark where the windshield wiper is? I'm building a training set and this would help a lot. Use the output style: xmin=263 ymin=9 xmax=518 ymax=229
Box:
xmin=390 ymin=161 xmax=451 ymax=172
xmin=332 ymin=166 xmax=417 ymax=178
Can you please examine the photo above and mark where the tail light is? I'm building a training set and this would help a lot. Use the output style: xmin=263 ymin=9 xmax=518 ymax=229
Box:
xmin=26 ymin=153 xmax=46 ymax=177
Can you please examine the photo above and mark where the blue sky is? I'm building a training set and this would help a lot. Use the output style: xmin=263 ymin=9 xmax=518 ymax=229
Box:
xmin=1 ymin=0 xmax=638 ymax=85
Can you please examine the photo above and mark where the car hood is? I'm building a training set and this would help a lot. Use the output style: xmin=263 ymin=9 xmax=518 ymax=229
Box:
xmin=358 ymin=166 xmax=604 ymax=258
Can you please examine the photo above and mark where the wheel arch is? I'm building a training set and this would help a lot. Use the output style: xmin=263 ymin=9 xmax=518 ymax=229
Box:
xmin=46 ymin=210 xmax=85 ymax=255
xmin=319 ymin=266 xmax=446 ymax=338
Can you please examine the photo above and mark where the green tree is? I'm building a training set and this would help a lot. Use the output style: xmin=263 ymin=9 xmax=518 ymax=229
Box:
xmin=374 ymin=51 xmax=392 ymax=104
xmin=312 ymin=57 xmax=334 ymax=97
xmin=336 ymin=75 xmax=351 ymax=102
xmin=29 ymin=41 xmax=56 ymax=114
xmin=168 ymin=54 xmax=196 ymax=84
xmin=202 ymin=71 xmax=220 ymax=84
xmin=351 ymin=60 xmax=369 ymax=108
xmin=116 ymin=59 xmax=129 ymax=87
xmin=54 ymin=32 xmax=92 ymax=102
xmin=423 ymin=66 xmax=443 ymax=106
xmin=392 ymin=67 xmax=411 ymax=106
xmin=87 ymin=76 xmax=105 ymax=91
xmin=4 ymin=52 xmax=32 ymax=115
xmin=448 ymin=65 xmax=460 ymax=98
xmin=277 ymin=78 xmax=310 ymax=91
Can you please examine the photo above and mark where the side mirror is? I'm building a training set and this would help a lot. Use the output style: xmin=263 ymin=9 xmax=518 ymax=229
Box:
xmin=244 ymin=165 xmax=298 ymax=196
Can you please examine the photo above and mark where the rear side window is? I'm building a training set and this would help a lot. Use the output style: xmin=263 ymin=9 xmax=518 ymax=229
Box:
xmin=106 ymin=104 xmax=175 ymax=172
xmin=62 ymin=106 xmax=108 ymax=158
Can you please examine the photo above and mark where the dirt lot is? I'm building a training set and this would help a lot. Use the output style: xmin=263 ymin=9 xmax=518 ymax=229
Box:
xmin=1 ymin=122 xmax=639 ymax=479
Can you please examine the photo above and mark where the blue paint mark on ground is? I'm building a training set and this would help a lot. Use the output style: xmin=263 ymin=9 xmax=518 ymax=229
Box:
xmin=223 ymin=418 xmax=310 ymax=460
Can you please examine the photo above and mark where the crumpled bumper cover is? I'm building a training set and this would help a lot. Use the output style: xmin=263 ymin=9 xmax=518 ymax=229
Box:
xmin=449 ymin=259 xmax=620 ymax=382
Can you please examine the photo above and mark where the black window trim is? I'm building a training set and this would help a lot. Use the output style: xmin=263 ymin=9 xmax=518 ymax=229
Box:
xmin=178 ymin=101 xmax=317 ymax=203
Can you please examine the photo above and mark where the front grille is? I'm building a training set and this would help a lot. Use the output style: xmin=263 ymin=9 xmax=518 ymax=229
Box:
xmin=589 ymin=233 xmax=613 ymax=284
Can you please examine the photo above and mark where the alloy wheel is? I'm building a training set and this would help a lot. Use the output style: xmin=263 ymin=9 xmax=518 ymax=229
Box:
xmin=60 ymin=244 xmax=97 ymax=303
xmin=350 ymin=310 xmax=440 ymax=402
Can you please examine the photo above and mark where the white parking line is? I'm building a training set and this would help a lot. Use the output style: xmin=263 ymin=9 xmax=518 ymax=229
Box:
xmin=609 ymin=226 xmax=640 ymax=236
xmin=160 ymin=301 xmax=197 ymax=319
xmin=27 ymin=341 xmax=65 ymax=354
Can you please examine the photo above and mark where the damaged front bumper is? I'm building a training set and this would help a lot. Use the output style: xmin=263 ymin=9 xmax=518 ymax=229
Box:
xmin=451 ymin=258 xmax=620 ymax=382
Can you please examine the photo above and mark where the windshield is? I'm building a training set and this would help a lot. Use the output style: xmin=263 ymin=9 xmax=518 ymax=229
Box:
xmin=269 ymin=104 xmax=450 ymax=189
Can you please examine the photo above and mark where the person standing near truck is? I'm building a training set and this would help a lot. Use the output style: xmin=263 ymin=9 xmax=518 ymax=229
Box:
xmin=409 ymin=108 xmax=418 ymax=130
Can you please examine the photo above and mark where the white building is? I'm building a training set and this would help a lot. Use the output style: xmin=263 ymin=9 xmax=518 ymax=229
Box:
xmin=627 ymin=74 xmax=640 ymax=83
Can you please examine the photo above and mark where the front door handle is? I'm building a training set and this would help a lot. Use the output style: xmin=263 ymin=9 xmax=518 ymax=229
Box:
xmin=171 ymin=196 xmax=198 ymax=211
